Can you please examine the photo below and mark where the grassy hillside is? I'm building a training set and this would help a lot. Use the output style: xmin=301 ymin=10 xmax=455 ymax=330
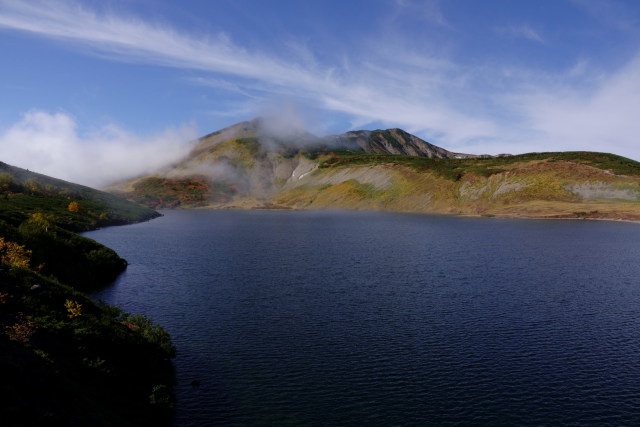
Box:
xmin=0 ymin=163 xmax=174 ymax=425
xmin=272 ymin=150 xmax=640 ymax=220
xmin=317 ymin=150 xmax=640 ymax=181
xmin=0 ymin=161 xmax=159 ymax=231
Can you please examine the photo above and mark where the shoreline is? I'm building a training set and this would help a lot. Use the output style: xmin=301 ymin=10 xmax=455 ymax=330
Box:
xmin=164 ymin=203 xmax=640 ymax=225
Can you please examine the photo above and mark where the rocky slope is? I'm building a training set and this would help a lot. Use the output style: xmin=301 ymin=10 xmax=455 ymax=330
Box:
xmin=324 ymin=128 xmax=474 ymax=158
xmin=110 ymin=119 xmax=640 ymax=221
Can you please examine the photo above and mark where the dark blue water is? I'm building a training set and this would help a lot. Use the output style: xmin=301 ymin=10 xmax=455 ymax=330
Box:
xmin=86 ymin=210 xmax=640 ymax=426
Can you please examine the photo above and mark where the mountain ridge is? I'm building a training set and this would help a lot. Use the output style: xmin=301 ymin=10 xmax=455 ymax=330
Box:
xmin=189 ymin=118 xmax=477 ymax=159
xmin=110 ymin=119 xmax=640 ymax=222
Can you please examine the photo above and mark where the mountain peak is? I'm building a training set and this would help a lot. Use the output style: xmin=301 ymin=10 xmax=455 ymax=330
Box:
xmin=192 ymin=118 xmax=470 ymax=160
xmin=328 ymin=127 xmax=471 ymax=159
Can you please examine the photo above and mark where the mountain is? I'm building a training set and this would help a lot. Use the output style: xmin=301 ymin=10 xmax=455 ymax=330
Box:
xmin=190 ymin=118 xmax=475 ymax=159
xmin=110 ymin=119 xmax=640 ymax=221
xmin=325 ymin=128 xmax=474 ymax=158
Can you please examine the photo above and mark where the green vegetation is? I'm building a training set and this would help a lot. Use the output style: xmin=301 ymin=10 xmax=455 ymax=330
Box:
xmin=215 ymin=137 xmax=266 ymax=168
xmin=128 ymin=175 xmax=237 ymax=208
xmin=0 ymin=166 xmax=163 ymax=289
xmin=0 ymin=267 xmax=175 ymax=426
xmin=0 ymin=163 xmax=175 ymax=425
xmin=232 ymin=136 xmax=261 ymax=156
xmin=318 ymin=150 xmax=640 ymax=181
xmin=13 ymin=217 xmax=127 ymax=290
xmin=0 ymin=165 xmax=159 ymax=232
xmin=0 ymin=165 xmax=162 ymax=289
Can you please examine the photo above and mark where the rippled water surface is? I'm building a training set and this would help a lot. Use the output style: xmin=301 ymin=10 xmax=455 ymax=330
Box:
xmin=86 ymin=210 xmax=640 ymax=426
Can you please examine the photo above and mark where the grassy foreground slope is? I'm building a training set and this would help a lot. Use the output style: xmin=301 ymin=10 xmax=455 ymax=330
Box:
xmin=0 ymin=163 xmax=174 ymax=425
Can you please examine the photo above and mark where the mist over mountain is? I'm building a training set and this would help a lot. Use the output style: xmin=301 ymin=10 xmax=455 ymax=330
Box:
xmin=109 ymin=118 xmax=640 ymax=221
xmin=191 ymin=117 xmax=476 ymax=159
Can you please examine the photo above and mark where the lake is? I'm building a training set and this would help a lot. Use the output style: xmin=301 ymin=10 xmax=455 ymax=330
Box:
xmin=86 ymin=210 xmax=640 ymax=426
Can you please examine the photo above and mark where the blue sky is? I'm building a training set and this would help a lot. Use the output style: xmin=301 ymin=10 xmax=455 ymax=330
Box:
xmin=1 ymin=0 xmax=640 ymax=186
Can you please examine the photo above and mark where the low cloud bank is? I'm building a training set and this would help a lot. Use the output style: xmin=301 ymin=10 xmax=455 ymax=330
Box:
xmin=0 ymin=110 xmax=197 ymax=188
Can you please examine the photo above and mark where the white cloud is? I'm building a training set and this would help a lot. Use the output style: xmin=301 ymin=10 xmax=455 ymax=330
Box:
xmin=1 ymin=0 xmax=640 ymax=161
xmin=525 ymin=57 xmax=640 ymax=158
xmin=0 ymin=110 xmax=196 ymax=188
xmin=0 ymin=0 xmax=492 ymax=146
xmin=450 ymin=56 xmax=640 ymax=159
xmin=0 ymin=1 xmax=311 ymax=87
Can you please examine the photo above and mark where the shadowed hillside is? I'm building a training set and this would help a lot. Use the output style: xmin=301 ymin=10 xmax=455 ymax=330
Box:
xmin=0 ymin=163 xmax=174 ymax=425
xmin=0 ymin=161 xmax=159 ymax=231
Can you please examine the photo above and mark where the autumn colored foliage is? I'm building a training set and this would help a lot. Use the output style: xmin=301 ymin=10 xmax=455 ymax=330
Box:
xmin=129 ymin=175 xmax=236 ymax=208
xmin=0 ymin=237 xmax=31 ymax=268
xmin=68 ymin=201 xmax=82 ymax=213
xmin=64 ymin=299 xmax=83 ymax=318
xmin=4 ymin=312 xmax=38 ymax=343
xmin=0 ymin=164 xmax=174 ymax=424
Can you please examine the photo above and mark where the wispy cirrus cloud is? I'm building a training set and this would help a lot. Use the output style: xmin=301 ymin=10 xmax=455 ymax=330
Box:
xmin=392 ymin=0 xmax=450 ymax=28
xmin=0 ymin=0 xmax=496 ymax=146
xmin=497 ymin=24 xmax=546 ymax=43
xmin=521 ymin=57 xmax=640 ymax=156
xmin=570 ymin=0 xmax=640 ymax=33
xmin=0 ymin=1 xmax=295 ymax=82
xmin=454 ymin=55 xmax=640 ymax=160
xmin=1 ymin=0 xmax=640 ymax=163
